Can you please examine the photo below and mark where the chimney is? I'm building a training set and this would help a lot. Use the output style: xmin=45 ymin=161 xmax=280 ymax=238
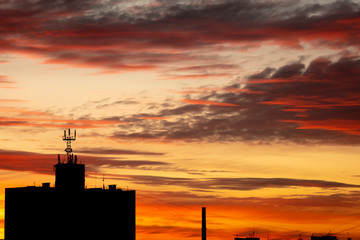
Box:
xmin=202 ymin=207 xmax=206 ymax=240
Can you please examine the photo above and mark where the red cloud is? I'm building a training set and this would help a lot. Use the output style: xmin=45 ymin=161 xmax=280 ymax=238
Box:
xmin=160 ymin=74 xmax=231 ymax=80
xmin=181 ymin=99 xmax=239 ymax=107
xmin=0 ymin=99 xmax=26 ymax=103
xmin=0 ymin=76 xmax=17 ymax=89
xmin=1 ymin=0 xmax=360 ymax=73
xmin=0 ymin=116 xmax=127 ymax=129
xmin=261 ymin=96 xmax=360 ymax=109
xmin=137 ymin=117 xmax=171 ymax=120
xmin=0 ymin=107 xmax=54 ymax=117
xmin=281 ymin=119 xmax=360 ymax=136
xmin=172 ymin=87 xmax=265 ymax=95
xmin=247 ymin=79 xmax=292 ymax=84
xmin=110 ymin=56 xmax=360 ymax=145
xmin=222 ymin=87 xmax=266 ymax=94
xmin=0 ymin=149 xmax=168 ymax=175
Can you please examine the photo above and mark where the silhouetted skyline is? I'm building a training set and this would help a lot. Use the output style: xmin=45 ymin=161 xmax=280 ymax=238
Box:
xmin=5 ymin=130 xmax=135 ymax=240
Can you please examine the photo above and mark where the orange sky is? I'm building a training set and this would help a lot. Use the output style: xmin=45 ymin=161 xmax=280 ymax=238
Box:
xmin=1 ymin=0 xmax=360 ymax=239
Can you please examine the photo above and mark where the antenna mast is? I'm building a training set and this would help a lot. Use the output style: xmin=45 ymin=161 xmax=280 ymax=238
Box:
xmin=63 ymin=129 xmax=76 ymax=162
xmin=202 ymin=207 xmax=206 ymax=240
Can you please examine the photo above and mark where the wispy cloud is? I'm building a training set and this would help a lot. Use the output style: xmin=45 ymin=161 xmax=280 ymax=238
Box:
xmin=0 ymin=149 xmax=169 ymax=175
xmin=0 ymin=99 xmax=26 ymax=103
xmin=76 ymin=147 xmax=165 ymax=156
xmin=1 ymin=0 xmax=360 ymax=73
xmin=180 ymin=99 xmax=239 ymax=107
xmin=0 ymin=76 xmax=17 ymax=89
xmin=0 ymin=116 xmax=127 ymax=129
xmin=110 ymin=175 xmax=360 ymax=191
xmin=108 ymin=56 xmax=360 ymax=145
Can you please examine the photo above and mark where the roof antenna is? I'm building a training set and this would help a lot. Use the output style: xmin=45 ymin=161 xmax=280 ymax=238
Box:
xmin=63 ymin=129 xmax=76 ymax=163
xmin=102 ymin=174 xmax=105 ymax=189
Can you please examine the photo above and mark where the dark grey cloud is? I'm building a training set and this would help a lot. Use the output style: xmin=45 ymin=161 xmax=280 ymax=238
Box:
xmin=76 ymin=147 xmax=165 ymax=156
xmin=1 ymin=0 xmax=360 ymax=71
xmin=95 ymin=100 xmax=140 ymax=109
xmin=0 ymin=149 xmax=169 ymax=175
xmin=248 ymin=67 xmax=276 ymax=79
xmin=139 ymin=190 xmax=360 ymax=209
xmin=110 ymin=56 xmax=360 ymax=145
xmin=271 ymin=63 xmax=305 ymax=79
xmin=113 ymin=174 xmax=360 ymax=191
xmin=2 ymin=0 xmax=360 ymax=145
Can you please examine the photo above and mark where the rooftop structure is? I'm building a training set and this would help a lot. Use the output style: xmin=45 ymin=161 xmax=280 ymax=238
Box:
xmin=234 ymin=231 xmax=260 ymax=240
xmin=5 ymin=129 xmax=135 ymax=240
xmin=235 ymin=237 xmax=260 ymax=240
xmin=311 ymin=235 xmax=338 ymax=240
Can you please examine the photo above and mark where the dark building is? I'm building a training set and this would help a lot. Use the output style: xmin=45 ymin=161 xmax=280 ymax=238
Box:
xmin=235 ymin=231 xmax=260 ymax=240
xmin=311 ymin=235 xmax=338 ymax=240
xmin=5 ymin=129 xmax=135 ymax=240
xmin=235 ymin=237 xmax=260 ymax=240
xmin=55 ymin=158 xmax=85 ymax=191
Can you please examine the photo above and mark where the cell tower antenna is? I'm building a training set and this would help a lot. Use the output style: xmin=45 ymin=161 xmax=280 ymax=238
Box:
xmin=102 ymin=174 xmax=105 ymax=189
xmin=63 ymin=129 xmax=76 ymax=160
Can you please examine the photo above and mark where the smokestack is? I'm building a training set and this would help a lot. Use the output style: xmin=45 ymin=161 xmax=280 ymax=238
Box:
xmin=202 ymin=207 xmax=206 ymax=240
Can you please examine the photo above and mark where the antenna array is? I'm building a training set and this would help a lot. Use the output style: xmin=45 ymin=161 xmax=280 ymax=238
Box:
xmin=63 ymin=129 xmax=76 ymax=155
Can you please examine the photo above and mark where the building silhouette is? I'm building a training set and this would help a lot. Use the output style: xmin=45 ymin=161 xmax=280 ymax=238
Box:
xmin=235 ymin=238 xmax=260 ymax=240
xmin=311 ymin=235 xmax=338 ymax=240
xmin=5 ymin=129 xmax=135 ymax=240
xmin=235 ymin=236 xmax=260 ymax=240
xmin=234 ymin=230 xmax=260 ymax=240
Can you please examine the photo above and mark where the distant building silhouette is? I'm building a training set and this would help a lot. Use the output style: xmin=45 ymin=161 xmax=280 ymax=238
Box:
xmin=5 ymin=129 xmax=135 ymax=240
xmin=235 ymin=230 xmax=260 ymax=240
xmin=311 ymin=235 xmax=338 ymax=240
xmin=235 ymin=237 xmax=260 ymax=240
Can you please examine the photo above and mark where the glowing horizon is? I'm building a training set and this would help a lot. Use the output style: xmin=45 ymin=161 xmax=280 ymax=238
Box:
xmin=1 ymin=0 xmax=360 ymax=239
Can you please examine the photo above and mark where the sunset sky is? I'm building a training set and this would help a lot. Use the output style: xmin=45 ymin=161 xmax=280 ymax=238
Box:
xmin=1 ymin=0 xmax=360 ymax=239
